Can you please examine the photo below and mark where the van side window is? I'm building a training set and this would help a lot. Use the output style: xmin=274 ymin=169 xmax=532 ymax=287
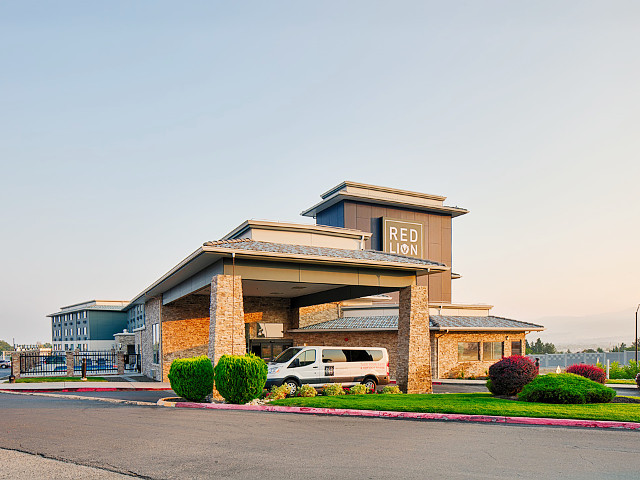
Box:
xmin=347 ymin=350 xmax=373 ymax=362
xmin=368 ymin=350 xmax=383 ymax=361
xmin=322 ymin=349 xmax=347 ymax=363
xmin=299 ymin=350 xmax=316 ymax=367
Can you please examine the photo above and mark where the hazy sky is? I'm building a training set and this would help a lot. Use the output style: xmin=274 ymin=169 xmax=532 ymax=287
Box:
xmin=1 ymin=2 xmax=639 ymax=346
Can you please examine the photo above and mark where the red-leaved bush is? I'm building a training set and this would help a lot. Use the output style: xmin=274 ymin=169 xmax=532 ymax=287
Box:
xmin=487 ymin=355 xmax=537 ymax=396
xmin=566 ymin=364 xmax=606 ymax=384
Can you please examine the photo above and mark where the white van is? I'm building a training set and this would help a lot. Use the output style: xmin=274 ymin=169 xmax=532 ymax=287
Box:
xmin=265 ymin=346 xmax=390 ymax=395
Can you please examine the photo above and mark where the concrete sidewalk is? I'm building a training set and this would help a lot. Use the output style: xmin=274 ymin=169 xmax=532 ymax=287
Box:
xmin=0 ymin=381 xmax=171 ymax=391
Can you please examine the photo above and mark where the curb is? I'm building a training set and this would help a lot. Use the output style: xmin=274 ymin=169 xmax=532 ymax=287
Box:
xmin=0 ymin=387 xmax=171 ymax=393
xmin=0 ymin=389 xmax=157 ymax=406
xmin=156 ymin=397 xmax=640 ymax=430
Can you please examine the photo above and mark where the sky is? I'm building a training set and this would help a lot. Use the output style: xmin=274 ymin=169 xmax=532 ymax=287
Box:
xmin=1 ymin=1 xmax=639 ymax=348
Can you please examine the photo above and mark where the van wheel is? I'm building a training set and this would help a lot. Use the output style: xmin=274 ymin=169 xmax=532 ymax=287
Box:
xmin=284 ymin=379 xmax=299 ymax=396
xmin=362 ymin=377 xmax=377 ymax=391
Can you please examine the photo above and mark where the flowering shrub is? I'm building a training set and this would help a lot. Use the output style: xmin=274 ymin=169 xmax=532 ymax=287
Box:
xmin=487 ymin=355 xmax=537 ymax=396
xmin=519 ymin=373 xmax=615 ymax=404
xmin=348 ymin=384 xmax=370 ymax=395
xmin=380 ymin=385 xmax=401 ymax=394
xmin=297 ymin=384 xmax=317 ymax=397
xmin=322 ymin=383 xmax=345 ymax=396
xmin=566 ymin=364 xmax=606 ymax=384
xmin=267 ymin=383 xmax=291 ymax=400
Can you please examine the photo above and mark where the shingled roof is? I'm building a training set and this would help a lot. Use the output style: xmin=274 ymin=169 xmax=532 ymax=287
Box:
xmin=202 ymin=239 xmax=446 ymax=267
xmin=293 ymin=315 xmax=544 ymax=332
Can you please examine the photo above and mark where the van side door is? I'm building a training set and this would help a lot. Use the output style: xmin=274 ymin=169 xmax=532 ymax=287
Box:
xmin=287 ymin=348 xmax=320 ymax=384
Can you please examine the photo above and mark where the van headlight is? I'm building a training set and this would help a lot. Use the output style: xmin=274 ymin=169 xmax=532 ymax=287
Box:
xmin=268 ymin=366 xmax=280 ymax=375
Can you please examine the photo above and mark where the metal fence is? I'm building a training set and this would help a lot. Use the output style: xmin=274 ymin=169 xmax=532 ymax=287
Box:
xmin=74 ymin=351 xmax=118 ymax=375
xmin=527 ymin=351 xmax=638 ymax=369
xmin=19 ymin=352 xmax=67 ymax=376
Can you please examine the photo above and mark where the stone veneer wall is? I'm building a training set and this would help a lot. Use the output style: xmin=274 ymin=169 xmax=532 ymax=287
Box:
xmin=298 ymin=302 xmax=341 ymax=328
xmin=244 ymin=297 xmax=292 ymax=330
xmin=289 ymin=330 xmax=398 ymax=379
xmin=436 ymin=331 xmax=526 ymax=379
xmin=142 ymin=297 xmax=162 ymax=381
xmin=396 ymin=285 xmax=431 ymax=394
xmin=209 ymin=275 xmax=246 ymax=365
xmin=161 ymin=294 xmax=210 ymax=381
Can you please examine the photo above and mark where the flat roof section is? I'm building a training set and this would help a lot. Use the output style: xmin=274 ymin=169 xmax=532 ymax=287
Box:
xmin=301 ymin=181 xmax=469 ymax=218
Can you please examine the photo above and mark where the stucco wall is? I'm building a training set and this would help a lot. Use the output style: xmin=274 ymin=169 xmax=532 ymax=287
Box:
xmin=142 ymin=297 xmax=162 ymax=381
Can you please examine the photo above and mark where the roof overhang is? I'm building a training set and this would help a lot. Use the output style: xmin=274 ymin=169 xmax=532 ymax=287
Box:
xmin=290 ymin=326 xmax=545 ymax=333
xmin=128 ymin=244 xmax=448 ymax=308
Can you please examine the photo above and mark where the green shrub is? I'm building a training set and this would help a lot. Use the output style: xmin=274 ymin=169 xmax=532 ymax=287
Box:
xmin=607 ymin=360 xmax=640 ymax=380
xmin=267 ymin=383 xmax=290 ymax=400
xmin=213 ymin=353 xmax=267 ymax=404
xmin=518 ymin=373 xmax=616 ymax=404
xmin=297 ymin=384 xmax=317 ymax=397
xmin=322 ymin=383 xmax=345 ymax=396
xmin=380 ymin=385 xmax=401 ymax=394
xmin=167 ymin=355 xmax=214 ymax=402
xmin=348 ymin=384 xmax=369 ymax=395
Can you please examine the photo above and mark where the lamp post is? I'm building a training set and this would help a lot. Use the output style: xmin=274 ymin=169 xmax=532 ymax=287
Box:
xmin=636 ymin=304 xmax=640 ymax=364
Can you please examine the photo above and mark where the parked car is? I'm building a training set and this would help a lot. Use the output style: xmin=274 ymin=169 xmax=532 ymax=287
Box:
xmin=265 ymin=346 xmax=390 ymax=395
xmin=0 ymin=359 xmax=11 ymax=369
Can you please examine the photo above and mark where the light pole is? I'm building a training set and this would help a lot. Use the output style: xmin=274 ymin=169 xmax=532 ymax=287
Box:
xmin=636 ymin=304 xmax=640 ymax=364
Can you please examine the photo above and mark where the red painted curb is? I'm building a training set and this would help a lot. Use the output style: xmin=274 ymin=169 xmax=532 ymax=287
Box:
xmin=0 ymin=387 xmax=172 ymax=393
xmin=165 ymin=401 xmax=640 ymax=430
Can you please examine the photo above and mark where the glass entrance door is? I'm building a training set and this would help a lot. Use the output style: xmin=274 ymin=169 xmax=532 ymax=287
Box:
xmin=248 ymin=339 xmax=293 ymax=362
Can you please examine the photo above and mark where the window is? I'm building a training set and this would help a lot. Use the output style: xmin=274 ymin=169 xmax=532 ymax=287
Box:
xmin=483 ymin=342 xmax=504 ymax=361
xmin=83 ymin=327 xmax=87 ymax=335
xmin=84 ymin=311 xmax=87 ymax=319
xmin=152 ymin=323 xmax=160 ymax=364
xmin=322 ymin=349 xmax=347 ymax=363
xmin=511 ymin=341 xmax=522 ymax=356
xmin=458 ymin=342 xmax=480 ymax=362
xmin=291 ymin=349 xmax=316 ymax=367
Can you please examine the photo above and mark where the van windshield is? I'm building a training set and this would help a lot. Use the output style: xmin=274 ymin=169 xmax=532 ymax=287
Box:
xmin=273 ymin=347 xmax=302 ymax=364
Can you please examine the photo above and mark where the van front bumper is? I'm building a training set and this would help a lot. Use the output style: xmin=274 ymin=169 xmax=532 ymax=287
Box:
xmin=264 ymin=378 xmax=283 ymax=390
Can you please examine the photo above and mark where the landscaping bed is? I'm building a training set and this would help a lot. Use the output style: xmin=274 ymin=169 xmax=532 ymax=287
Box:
xmin=271 ymin=393 xmax=640 ymax=423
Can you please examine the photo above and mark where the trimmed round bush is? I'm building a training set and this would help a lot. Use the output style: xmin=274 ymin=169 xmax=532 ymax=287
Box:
xmin=297 ymin=384 xmax=317 ymax=397
xmin=322 ymin=383 xmax=345 ymax=396
xmin=487 ymin=355 xmax=537 ymax=396
xmin=519 ymin=373 xmax=615 ymax=404
xmin=566 ymin=364 xmax=606 ymax=384
xmin=167 ymin=355 xmax=214 ymax=402
xmin=213 ymin=353 xmax=267 ymax=404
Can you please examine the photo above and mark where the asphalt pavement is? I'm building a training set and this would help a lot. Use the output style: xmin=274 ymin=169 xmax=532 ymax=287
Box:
xmin=1 ymin=392 xmax=640 ymax=479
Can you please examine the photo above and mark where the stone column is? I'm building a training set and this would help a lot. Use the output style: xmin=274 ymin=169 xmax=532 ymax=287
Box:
xmin=66 ymin=351 xmax=75 ymax=377
xmin=117 ymin=353 xmax=125 ymax=375
xmin=11 ymin=352 xmax=20 ymax=380
xmin=396 ymin=285 xmax=432 ymax=394
xmin=208 ymin=275 xmax=246 ymax=365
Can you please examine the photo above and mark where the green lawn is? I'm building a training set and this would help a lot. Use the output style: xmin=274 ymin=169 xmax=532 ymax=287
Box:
xmin=271 ymin=393 xmax=640 ymax=423
xmin=15 ymin=376 xmax=107 ymax=383
xmin=606 ymin=379 xmax=636 ymax=385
